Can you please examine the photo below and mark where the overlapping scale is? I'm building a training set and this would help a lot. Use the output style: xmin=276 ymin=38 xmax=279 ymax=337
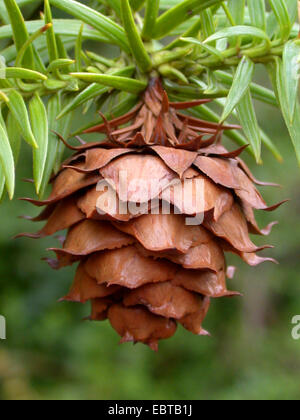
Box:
xmin=61 ymin=262 xmax=121 ymax=303
xmin=84 ymin=246 xmax=177 ymax=289
xmin=113 ymin=214 xmax=210 ymax=253
xmin=49 ymin=220 xmax=135 ymax=268
xmin=108 ymin=304 xmax=177 ymax=351
xmin=100 ymin=154 xmax=177 ymax=203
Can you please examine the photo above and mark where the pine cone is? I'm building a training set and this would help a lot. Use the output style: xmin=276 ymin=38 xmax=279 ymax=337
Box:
xmin=19 ymin=80 xmax=285 ymax=351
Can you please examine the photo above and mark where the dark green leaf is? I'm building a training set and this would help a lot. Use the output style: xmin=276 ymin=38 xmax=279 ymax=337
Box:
xmin=228 ymin=0 xmax=245 ymax=25
xmin=85 ymin=51 xmax=115 ymax=68
xmin=159 ymin=0 xmax=181 ymax=9
xmin=17 ymin=0 xmax=41 ymax=6
xmin=29 ymin=94 xmax=48 ymax=194
xmin=159 ymin=65 xmax=189 ymax=84
xmin=6 ymin=111 xmax=21 ymax=165
xmin=70 ymin=73 xmax=147 ymax=94
xmin=215 ymin=70 xmax=277 ymax=107
xmin=129 ymin=0 xmax=145 ymax=11
xmin=153 ymin=46 xmax=194 ymax=66
xmin=220 ymin=3 xmax=236 ymax=26
xmin=221 ymin=56 xmax=255 ymax=121
xmin=286 ymin=0 xmax=298 ymax=23
xmin=164 ymin=79 xmax=229 ymax=99
xmin=57 ymin=86 xmax=104 ymax=119
xmin=164 ymin=18 xmax=202 ymax=50
xmin=236 ymin=89 xmax=261 ymax=162
xmin=181 ymin=37 xmax=223 ymax=60
xmin=0 ymin=169 xmax=5 ymax=201
xmin=142 ymin=0 xmax=160 ymax=40
xmin=32 ymin=47 xmax=47 ymax=74
xmin=3 ymin=0 xmax=34 ymax=68
xmin=2 ymin=36 xmax=75 ymax=64
xmin=0 ymin=2 xmax=9 ymax=24
xmin=14 ymin=23 xmax=53 ymax=69
xmin=58 ymin=66 xmax=135 ymax=118
xmin=4 ymin=67 xmax=47 ymax=80
xmin=75 ymin=24 xmax=84 ymax=72
xmin=0 ymin=20 xmax=110 ymax=43
xmin=105 ymin=0 xmax=122 ymax=17
xmin=282 ymin=40 xmax=300 ymax=123
xmin=248 ymin=0 xmax=266 ymax=30
xmin=0 ymin=110 xmax=7 ymax=201
xmin=39 ymin=94 xmax=60 ymax=198
xmin=55 ymin=35 xmax=68 ymax=59
xmin=44 ymin=0 xmax=58 ymax=63
xmin=43 ymin=79 xmax=67 ymax=91
xmin=204 ymin=25 xmax=271 ymax=45
xmin=153 ymin=0 xmax=222 ymax=39
xmin=0 ymin=110 xmax=15 ymax=199
xmin=268 ymin=0 xmax=291 ymax=40
xmin=273 ymin=59 xmax=300 ymax=166
xmin=200 ymin=8 xmax=214 ymax=39
xmin=39 ymin=94 xmax=73 ymax=196
xmin=7 ymin=90 xmax=37 ymax=148
xmin=49 ymin=0 xmax=130 ymax=52
xmin=47 ymin=59 xmax=75 ymax=74
xmin=121 ymin=0 xmax=152 ymax=72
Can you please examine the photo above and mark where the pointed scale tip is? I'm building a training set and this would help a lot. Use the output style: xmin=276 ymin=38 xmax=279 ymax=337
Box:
xmin=18 ymin=215 xmax=34 ymax=220
xmin=51 ymin=130 xmax=79 ymax=151
xmin=263 ymin=200 xmax=290 ymax=212
xmin=199 ymin=329 xmax=211 ymax=337
xmin=148 ymin=341 xmax=159 ymax=352
xmin=119 ymin=332 xmax=134 ymax=345
xmin=42 ymin=257 xmax=60 ymax=270
xmin=260 ymin=221 xmax=279 ymax=236
xmin=227 ymin=266 xmax=237 ymax=280
xmin=13 ymin=232 xmax=42 ymax=240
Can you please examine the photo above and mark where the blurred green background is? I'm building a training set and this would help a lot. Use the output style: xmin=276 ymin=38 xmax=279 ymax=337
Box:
xmin=1 ymin=91 xmax=300 ymax=401
xmin=0 ymin=1 xmax=300 ymax=400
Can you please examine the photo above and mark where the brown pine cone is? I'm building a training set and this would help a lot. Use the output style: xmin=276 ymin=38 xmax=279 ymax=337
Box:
xmin=18 ymin=79 xmax=284 ymax=351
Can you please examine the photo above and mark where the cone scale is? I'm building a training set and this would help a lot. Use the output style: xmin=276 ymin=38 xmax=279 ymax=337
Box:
xmin=19 ymin=80 xmax=283 ymax=351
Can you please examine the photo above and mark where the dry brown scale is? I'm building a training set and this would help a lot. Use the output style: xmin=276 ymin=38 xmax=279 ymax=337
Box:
xmin=18 ymin=79 xmax=286 ymax=351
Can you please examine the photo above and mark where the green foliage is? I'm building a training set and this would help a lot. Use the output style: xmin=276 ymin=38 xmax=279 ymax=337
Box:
xmin=29 ymin=93 xmax=48 ymax=194
xmin=236 ymin=89 xmax=262 ymax=163
xmin=269 ymin=0 xmax=292 ymax=41
xmin=44 ymin=0 xmax=58 ymax=63
xmin=228 ymin=0 xmax=245 ymax=25
xmin=0 ymin=0 xmax=299 ymax=200
xmin=248 ymin=0 xmax=267 ymax=31
xmin=221 ymin=56 xmax=255 ymax=123
xmin=0 ymin=108 xmax=15 ymax=199
xmin=49 ymin=0 xmax=130 ymax=51
xmin=3 ymin=0 xmax=35 ymax=69
xmin=282 ymin=41 xmax=300 ymax=123
xmin=70 ymin=73 xmax=147 ymax=94
xmin=142 ymin=0 xmax=160 ymax=40
xmin=272 ymin=58 xmax=300 ymax=166
xmin=7 ymin=90 xmax=38 ymax=149
xmin=153 ymin=0 xmax=223 ymax=39
xmin=120 ymin=0 xmax=152 ymax=72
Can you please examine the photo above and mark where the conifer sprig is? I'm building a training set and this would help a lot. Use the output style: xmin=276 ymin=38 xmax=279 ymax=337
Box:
xmin=0 ymin=0 xmax=299 ymax=200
